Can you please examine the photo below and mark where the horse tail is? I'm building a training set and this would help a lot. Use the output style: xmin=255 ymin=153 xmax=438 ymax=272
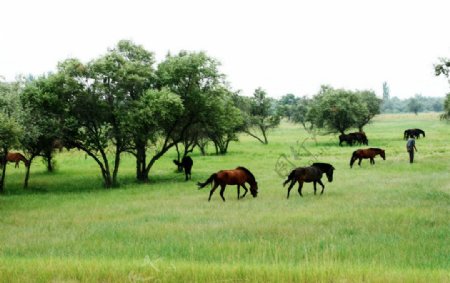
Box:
xmin=283 ymin=170 xmax=296 ymax=187
xmin=350 ymin=150 xmax=358 ymax=167
xmin=197 ymin=173 xmax=216 ymax=189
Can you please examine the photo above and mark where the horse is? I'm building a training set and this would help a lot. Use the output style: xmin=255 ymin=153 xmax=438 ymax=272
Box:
xmin=197 ymin=167 xmax=258 ymax=202
xmin=404 ymin=128 xmax=425 ymax=139
xmin=349 ymin=132 xmax=368 ymax=145
xmin=350 ymin=148 xmax=385 ymax=168
xmin=0 ymin=152 xmax=30 ymax=168
xmin=339 ymin=134 xmax=355 ymax=146
xmin=283 ymin=163 xmax=335 ymax=198
xmin=173 ymin=156 xmax=193 ymax=181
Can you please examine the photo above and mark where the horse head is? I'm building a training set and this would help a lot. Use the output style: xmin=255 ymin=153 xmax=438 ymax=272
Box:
xmin=380 ymin=150 xmax=386 ymax=160
xmin=325 ymin=166 xmax=335 ymax=182
xmin=250 ymin=182 xmax=258 ymax=197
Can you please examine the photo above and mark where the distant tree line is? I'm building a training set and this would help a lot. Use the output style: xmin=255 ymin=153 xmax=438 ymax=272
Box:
xmin=380 ymin=83 xmax=444 ymax=115
xmin=276 ymin=86 xmax=382 ymax=135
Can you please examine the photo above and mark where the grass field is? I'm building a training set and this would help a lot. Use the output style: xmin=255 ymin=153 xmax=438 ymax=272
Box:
xmin=0 ymin=113 xmax=449 ymax=282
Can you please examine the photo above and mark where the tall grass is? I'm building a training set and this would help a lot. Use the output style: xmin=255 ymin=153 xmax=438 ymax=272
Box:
xmin=0 ymin=113 xmax=449 ymax=282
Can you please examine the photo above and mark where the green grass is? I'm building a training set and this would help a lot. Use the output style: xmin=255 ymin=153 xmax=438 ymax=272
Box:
xmin=1 ymin=113 xmax=449 ymax=282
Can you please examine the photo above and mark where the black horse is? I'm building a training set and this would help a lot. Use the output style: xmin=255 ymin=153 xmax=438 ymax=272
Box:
xmin=404 ymin=128 xmax=425 ymax=139
xmin=283 ymin=163 xmax=335 ymax=198
xmin=339 ymin=134 xmax=355 ymax=146
xmin=339 ymin=132 xmax=368 ymax=146
xmin=349 ymin=132 xmax=368 ymax=145
xmin=173 ymin=156 xmax=193 ymax=181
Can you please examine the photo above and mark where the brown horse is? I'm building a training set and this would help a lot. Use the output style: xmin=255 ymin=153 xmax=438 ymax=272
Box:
xmin=197 ymin=167 xmax=258 ymax=202
xmin=350 ymin=148 xmax=385 ymax=168
xmin=283 ymin=163 xmax=335 ymax=198
xmin=0 ymin=152 xmax=30 ymax=168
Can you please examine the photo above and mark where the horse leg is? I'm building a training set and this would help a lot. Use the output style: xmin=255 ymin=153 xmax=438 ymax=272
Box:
xmin=358 ymin=158 xmax=362 ymax=166
xmin=297 ymin=182 xmax=304 ymax=197
xmin=237 ymin=185 xmax=240 ymax=199
xmin=184 ymin=169 xmax=188 ymax=181
xmin=208 ymin=183 xmax=219 ymax=201
xmin=287 ymin=181 xmax=296 ymax=199
xmin=219 ymin=184 xmax=226 ymax=202
xmin=15 ymin=161 xmax=19 ymax=168
xmin=313 ymin=182 xmax=317 ymax=195
xmin=241 ymin=184 xmax=248 ymax=198
xmin=318 ymin=180 xmax=325 ymax=194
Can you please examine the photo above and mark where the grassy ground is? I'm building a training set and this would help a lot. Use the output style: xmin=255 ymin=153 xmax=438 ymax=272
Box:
xmin=0 ymin=113 xmax=449 ymax=282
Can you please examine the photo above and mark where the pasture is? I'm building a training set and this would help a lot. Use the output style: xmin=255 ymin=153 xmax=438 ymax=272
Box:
xmin=0 ymin=113 xmax=449 ymax=282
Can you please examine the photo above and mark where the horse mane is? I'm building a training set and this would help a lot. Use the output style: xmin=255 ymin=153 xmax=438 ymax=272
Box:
xmin=312 ymin=162 xmax=334 ymax=172
xmin=236 ymin=166 xmax=256 ymax=182
xmin=368 ymin=148 xmax=383 ymax=152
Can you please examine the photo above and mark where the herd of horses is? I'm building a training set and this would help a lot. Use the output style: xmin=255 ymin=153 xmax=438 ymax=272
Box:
xmin=1 ymin=128 xmax=425 ymax=202
xmin=196 ymin=128 xmax=424 ymax=201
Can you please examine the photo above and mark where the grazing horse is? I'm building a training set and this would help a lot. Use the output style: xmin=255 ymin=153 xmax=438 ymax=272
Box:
xmin=350 ymin=148 xmax=385 ymax=168
xmin=283 ymin=163 xmax=335 ymax=198
xmin=404 ymin=128 xmax=425 ymax=139
xmin=0 ymin=152 xmax=30 ymax=168
xmin=173 ymin=156 xmax=193 ymax=181
xmin=349 ymin=132 xmax=368 ymax=145
xmin=339 ymin=134 xmax=354 ymax=146
xmin=197 ymin=167 xmax=258 ymax=201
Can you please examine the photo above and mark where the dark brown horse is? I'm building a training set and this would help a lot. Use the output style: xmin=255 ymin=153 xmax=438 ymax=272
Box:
xmin=197 ymin=167 xmax=258 ymax=202
xmin=283 ymin=163 xmax=335 ymax=198
xmin=0 ymin=152 xmax=30 ymax=168
xmin=350 ymin=148 xmax=385 ymax=168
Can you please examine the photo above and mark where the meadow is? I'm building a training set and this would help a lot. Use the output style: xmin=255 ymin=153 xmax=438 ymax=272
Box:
xmin=0 ymin=113 xmax=449 ymax=282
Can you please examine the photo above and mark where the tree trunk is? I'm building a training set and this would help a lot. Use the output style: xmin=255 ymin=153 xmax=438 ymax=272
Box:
xmin=112 ymin=150 xmax=121 ymax=187
xmin=0 ymin=149 xmax=7 ymax=193
xmin=135 ymin=141 xmax=148 ymax=182
xmin=261 ymin=126 xmax=268 ymax=144
xmin=23 ymin=156 xmax=36 ymax=189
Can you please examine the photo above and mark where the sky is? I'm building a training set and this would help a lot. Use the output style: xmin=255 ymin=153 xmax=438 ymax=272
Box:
xmin=1 ymin=0 xmax=449 ymax=99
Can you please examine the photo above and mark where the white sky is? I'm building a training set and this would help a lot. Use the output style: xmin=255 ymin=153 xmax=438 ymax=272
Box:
xmin=1 ymin=0 xmax=449 ymax=98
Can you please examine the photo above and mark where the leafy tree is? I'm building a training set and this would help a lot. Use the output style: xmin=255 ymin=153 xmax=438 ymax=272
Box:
xmin=407 ymin=95 xmax=423 ymax=115
xmin=277 ymin=93 xmax=300 ymax=120
xmin=242 ymin=87 xmax=280 ymax=144
xmin=440 ymin=93 xmax=450 ymax=120
xmin=291 ymin=96 xmax=311 ymax=129
xmin=356 ymin=90 xmax=381 ymax=131
xmin=204 ymin=89 xmax=244 ymax=154
xmin=306 ymin=86 xmax=368 ymax=135
xmin=0 ymin=113 xmax=21 ymax=193
xmin=434 ymin=57 xmax=450 ymax=84
xmin=143 ymin=51 xmax=225 ymax=180
xmin=19 ymin=75 xmax=67 ymax=187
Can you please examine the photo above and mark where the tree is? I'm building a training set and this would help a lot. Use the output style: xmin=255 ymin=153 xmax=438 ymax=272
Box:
xmin=306 ymin=86 xmax=368 ymax=135
xmin=203 ymin=89 xmax=244 ymax=154
xmin=434 ymin=57 xmax=450 ymax=84
xmin=242 ymin=88 xmax=280 ymax=144
xmin=291 ymin=96 xmax=311 ymax=129
xmin=277 ymin=93 xmax=300 ymax=120
xmin=0 ymin=113 xmax=21 ymax=193
xmin=441 ymin=93 xmax=450 ymax=120
xmin=407 ymin=95 xmax=423 ymax=115
xmin=134 ymin=51 xmax=225 ymax=181
xmin=381 ymin=81 xmax=393 ymax=113
xmin=356 ymin=90 xmax=382 ymax=131
xmin=19 ymin=75 xmax=67 ymax=187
